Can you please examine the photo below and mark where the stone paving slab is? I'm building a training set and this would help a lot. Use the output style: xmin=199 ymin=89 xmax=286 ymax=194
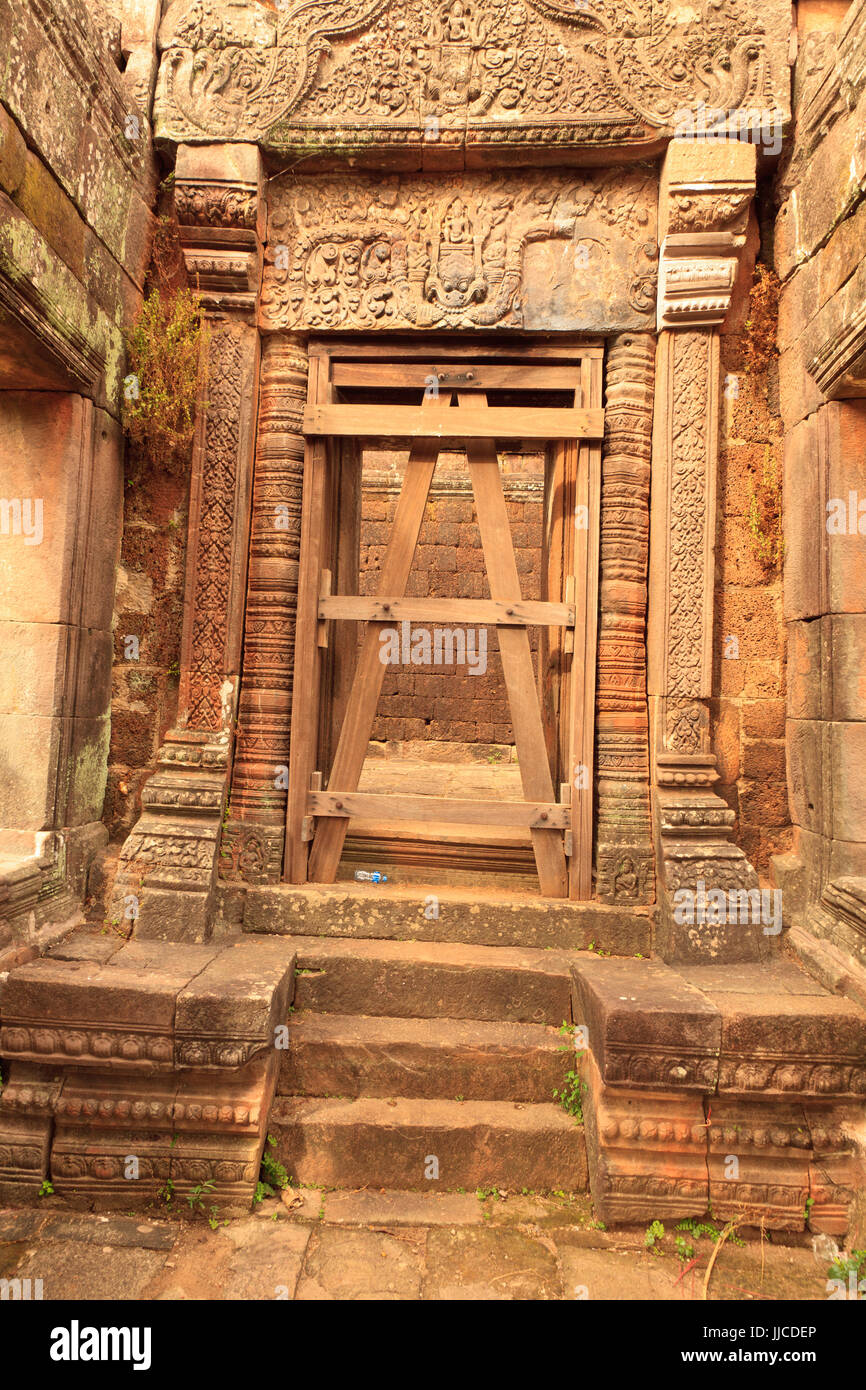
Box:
xmin=0 ymin=1198 xmax=848 ymax=1301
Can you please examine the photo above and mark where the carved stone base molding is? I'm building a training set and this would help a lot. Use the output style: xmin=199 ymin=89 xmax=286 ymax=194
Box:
xmin=113 ymin=144 xmax=264 ymax=941
xmin=574 ymin=955 xmax=866 ymax=1234
xmin=0 ymin=934 xmax=296 ymax=1211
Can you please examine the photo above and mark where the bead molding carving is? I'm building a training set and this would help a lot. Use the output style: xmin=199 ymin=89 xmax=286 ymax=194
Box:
xmin=154 ymin=0 xmax=790 ymax=153
xmin=222 ymin=338 xmax=308 ymax=887
xmin=262 ymin=169 xmax=657 ymax=333
xmin=595 ymin=332 xmax=655 ymax=905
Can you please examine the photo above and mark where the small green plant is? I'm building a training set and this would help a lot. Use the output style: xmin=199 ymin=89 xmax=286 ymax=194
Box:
xmin=254 ymin=1134 xmax=291 ymax=1205
xmin=476 ymin=1186 xmax=505 ymax=1202
xmin=828 ymin=1249 xmax=866 ymax=1282
xmin=186 ymin=1179 xmax=216 ymax=1213
xmin=553 ymin=1068 xmax=586 ymax=1121
xmin=675 ymin=1233 xmax=695 ymax=1261
xmin=38 ymin=1179 xmax=54 ymax=1198
xmin=158 ymin=1177 xmax=175 ymax=1207
xmin=644 ymin=1219 xmax=665 ymax=1251
xmin=676 ymin=1217 xmax=745 ymax=1249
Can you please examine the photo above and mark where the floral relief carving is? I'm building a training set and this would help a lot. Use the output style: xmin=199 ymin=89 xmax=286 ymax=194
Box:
xmin=154 ymin=0 xmax=789 ymax=148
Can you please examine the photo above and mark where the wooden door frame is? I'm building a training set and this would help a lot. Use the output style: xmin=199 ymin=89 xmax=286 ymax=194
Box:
xmin=283 ymin=336 xmax=603 ymax=899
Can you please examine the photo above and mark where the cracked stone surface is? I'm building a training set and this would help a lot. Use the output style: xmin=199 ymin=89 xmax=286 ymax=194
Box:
xmin=0 ymin=1191 xmax=847 ymax=1301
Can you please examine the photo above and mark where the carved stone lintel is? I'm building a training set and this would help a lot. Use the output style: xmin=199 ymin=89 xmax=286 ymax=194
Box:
xmin=262 ymin=169 xmax=657 ymax=334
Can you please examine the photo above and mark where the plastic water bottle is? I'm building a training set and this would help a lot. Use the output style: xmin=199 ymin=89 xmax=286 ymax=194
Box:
xmin=354 ymin=870 xmax=388 ymax=883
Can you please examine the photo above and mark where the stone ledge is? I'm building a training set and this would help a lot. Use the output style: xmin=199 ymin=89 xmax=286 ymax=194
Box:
xmin=0 ymin=935 xmax=296 ymax=1071
xmin=0 ymin=933 xmax=296 ymax=1212
xmin=573 ymin=955 xmax=866 ymax=1233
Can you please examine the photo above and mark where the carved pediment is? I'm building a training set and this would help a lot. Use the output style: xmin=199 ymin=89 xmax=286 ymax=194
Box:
xmin=154 ymin=0 xmax=791 ymax=157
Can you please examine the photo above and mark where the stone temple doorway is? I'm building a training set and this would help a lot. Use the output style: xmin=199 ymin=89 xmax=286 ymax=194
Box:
xmin=284 ymin=338 xmax=604 ymax=898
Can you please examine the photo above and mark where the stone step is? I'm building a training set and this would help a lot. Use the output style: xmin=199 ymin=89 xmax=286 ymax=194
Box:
xmin=290 ymin=936 xmax=576 ymax=1024
xmin=270 ymin=1096 xmax=587 ymax=1192
xmin=280 ymin=1013 xmax=571 ymax=1101
xmin=237 ymin=882 xmax=651 ymax=954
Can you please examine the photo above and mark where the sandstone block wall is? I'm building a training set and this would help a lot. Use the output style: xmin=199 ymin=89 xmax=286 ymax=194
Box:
xmin=0 ymin=0 xmax=158 ymax=961
xmin=772 ymin=0 xmax=866 ymax=981
xmin=360 ymin=449 xmax=543 ymax=748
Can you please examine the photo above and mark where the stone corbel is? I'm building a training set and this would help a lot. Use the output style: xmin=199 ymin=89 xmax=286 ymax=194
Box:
xmin=112 ymin=145 xmax=265 ymax=942
xmin=657 ymin=140 xmax=754 ymax=332
xmin=649 ymin=139 xmax=766 ymax=963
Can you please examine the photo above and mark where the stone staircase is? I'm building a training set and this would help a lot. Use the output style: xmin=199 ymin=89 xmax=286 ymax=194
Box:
xmin=269 ymin=935 xmax=588 ymax=1192
xmin=1 ymin=879 xmax=864 ymax=1235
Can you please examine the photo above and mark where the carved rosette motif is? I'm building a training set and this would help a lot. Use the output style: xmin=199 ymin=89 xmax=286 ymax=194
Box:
xmin=262 ymin=169 xmax=657 ymax=333
xmin=595 ymin=332 xmax=654 ymax=905
xmin=221 ymin=337 xmax=309 ymax=886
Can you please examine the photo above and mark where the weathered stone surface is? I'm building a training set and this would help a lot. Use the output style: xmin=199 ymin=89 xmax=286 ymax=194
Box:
xmin=296 ymin=1225 xmax=424 ymax=1301
xmin=219 ymin=1217 xmax=311 ymax=1300
xmin=174 ymin=938 xmax=296 ymax=1068
xmin=786 ymin=617 xmax=828 ymax=722
xmin=424 ymin=1225 xmax=560 ymax=1301
xmin=242 ymin=882 xmax=651 ymax=953
xmin=572 ymin=955 xmax=720 ymax=1091
xmin=830 ymin=615 xmax=866 ymax=721
xmin=0 ymin=958 xmax=180 ymax=1069
xmin=579 ymin=1048 xmax=708 ymax=1225
xmin=262 ymin=169 xmax=657 ymax=335
xmin=783 ymin=413 xmax=825 ymax=622
xmin=707 ymin=1098 xmax=811 ymax=1231
xmin=288 ymin=936 xmax=574 ymax=1024
xmin=280 ymin=1012 xmax=567 ymax=1101
xmin=271 ymin=1095 xmax=587 ymax=1191
xmin=830 ymin=722 xmax=866 ymax=842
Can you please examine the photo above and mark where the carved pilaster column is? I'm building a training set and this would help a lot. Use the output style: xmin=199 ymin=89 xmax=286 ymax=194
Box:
xmin=595 ymin=333 xmax=655 ymax=906
xmin=112 ymin=145 xmax=265 ymax=942
xmin=649 ymin=139 xmax=764 ymax=963
xmin=220 ymin=336 xmax=308 ymax=885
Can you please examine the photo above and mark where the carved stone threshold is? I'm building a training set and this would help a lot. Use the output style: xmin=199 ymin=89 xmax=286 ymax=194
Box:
xmin=0 ymin=933 xmax=296 ymax=1212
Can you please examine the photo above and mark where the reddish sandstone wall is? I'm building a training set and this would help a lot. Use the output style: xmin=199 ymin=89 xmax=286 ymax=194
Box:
xmin=360 ymin=449 xmax=543 ymax=746
xmin=712 ymin=220 xmax=792 ymax=876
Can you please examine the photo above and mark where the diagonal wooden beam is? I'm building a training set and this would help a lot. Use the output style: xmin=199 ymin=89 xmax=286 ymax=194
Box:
xmin=459 ymin=391 xmax=569 ymax=898
xmin=308 ymin=393 xmax=450 ymax=882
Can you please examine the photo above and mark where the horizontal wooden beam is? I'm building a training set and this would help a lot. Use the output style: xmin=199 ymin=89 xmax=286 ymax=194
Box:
xmin=304 ymin=404 xmax=604 ymax=441
xmin=317 ymin=596 xmax=575 ymax=627
xmin=331 ymin=364 xmax=582 ymax=390
xmin=308 ymin=791 xmax=571 ymax=829
xmin=310 ymin=339 xmax=605 ymax=361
